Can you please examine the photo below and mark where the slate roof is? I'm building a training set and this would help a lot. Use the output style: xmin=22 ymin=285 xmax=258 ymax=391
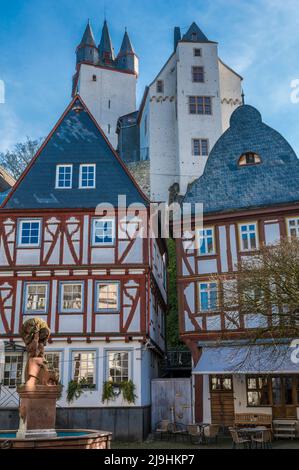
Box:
xmin=181 ymin=22 xmax=212 ymax=43
xmin=78 ymin=20 xmax=96 ymax=48
xmin=2 ymin=96 xmax=148 ymax=210
xmin=118 ymin=31 xmax=135 ymax=56
xmin=184 ymin=105 xmax=299 ymax=215
xmin=98 ymin=20 xmax=115 ymax=61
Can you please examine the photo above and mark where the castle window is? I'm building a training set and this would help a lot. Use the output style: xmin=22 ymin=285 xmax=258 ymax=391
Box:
xmin=199 ymin=282 xmax=218 ymax=312
xmin=197 ymin=227 xmax=215 ymax=255
xmin=108 ymin=351 xmax=129 ymax=383
xmin=55 ymin=164 xmax=73 ymax=189
xmin=191 ymin=32 xmax=197 ymax=41
xmin=156 ymin=80 xmax=164 ymax=93
xmin=239 ymin=223 xmax=259 ymax=251
xmin=95 ymin=281 xmax=120 ymax=312
xmin=24 ymin=282 xmax=48 ymax=314
xmin=108 ymin=124 xmax=111 ymax=134
xmin=18 ymin=219 xmax=41 ymax=247
xmin=92 ymin=75 xmax=97 ymax=81
xmin=3 ymin=354 xmax=23 ymax=388
xmin=60 ymin=282 xmax=84 ymax=313
xmin=189 ymin=96 xmax=212 ymax=115
xmin=193 ymin=138 xmax=209 ymax=156
xmin=72 ymin=351 xmax=96 ymax=387
xmin=194 ymin=48 xmax=202 ymax=57
xmin=92 ymin=218 xmax=115 ymax=246
xmin=287 ymin=217 xmax=299 ymax=238
xmin=79 ymin=164 xmax=96 ymax=189
xmin=238 ymin=152 xmax=261 ymax=166
xmin=192 ymin=66 xmax=204 ymax=83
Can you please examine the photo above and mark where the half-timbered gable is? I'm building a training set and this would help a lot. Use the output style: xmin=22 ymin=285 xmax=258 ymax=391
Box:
xmin=0 ymin=96 xmax=167 ymax=439
xmin=176 ymin=104 xmax=299 ymax=425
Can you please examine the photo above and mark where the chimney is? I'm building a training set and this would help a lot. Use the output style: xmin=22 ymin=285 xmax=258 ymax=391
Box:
xmin=174 ymin=26 xmax=181 ymax=51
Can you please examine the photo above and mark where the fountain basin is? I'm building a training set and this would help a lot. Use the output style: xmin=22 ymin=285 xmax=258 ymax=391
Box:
xmin=0 ymin=429 xmax=112 ymax=449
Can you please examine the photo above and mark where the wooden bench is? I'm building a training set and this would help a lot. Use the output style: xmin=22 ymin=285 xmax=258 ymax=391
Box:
xmin=234 ymin=413 xmax=272 ymax=430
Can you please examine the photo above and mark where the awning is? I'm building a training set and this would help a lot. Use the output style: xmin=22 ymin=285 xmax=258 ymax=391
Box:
xmin=193 ymin=342 xmax=299 ymax=375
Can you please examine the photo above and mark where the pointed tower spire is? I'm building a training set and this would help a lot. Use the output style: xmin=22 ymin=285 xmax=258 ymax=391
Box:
xmin=76 ymin=20 xmax=98 ymax=65
xmin=119 ymin=30 xmax=135 ymax=55
xmin=182 ymin=22 xmax=210 ymax=42
xmin=98 ymin=20 xmax=115 ymax=65
xmin=117 ymin=29 xmax=138 ymax=75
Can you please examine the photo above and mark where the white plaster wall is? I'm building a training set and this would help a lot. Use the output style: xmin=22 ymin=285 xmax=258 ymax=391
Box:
xmin=176 ymin=42 xmax=223 ymax=196
xmin=42 ymin=339 xmax=145 ymax=408
xmin=218 ymin=60 xmax=242 ymax=132
xmin=147 ymin=55 xmax=177 ymax=202
xmin=78 ymin=64 xmax=137 ymax=148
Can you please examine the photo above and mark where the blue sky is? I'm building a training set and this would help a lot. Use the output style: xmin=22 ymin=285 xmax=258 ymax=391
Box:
xmin=1 ymin=0 xmax=299 ymax=154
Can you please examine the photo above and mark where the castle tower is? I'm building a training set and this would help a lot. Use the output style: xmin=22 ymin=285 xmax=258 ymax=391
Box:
xmin=76 ymin=20 xmax=99 ymax=65
xmin=117 ymin=30 xmax=139 ymax=75
xmin=137 ymin=21 xmax=243 ymax=201
xmin=72 ymin=20 xmax=138 ymax=149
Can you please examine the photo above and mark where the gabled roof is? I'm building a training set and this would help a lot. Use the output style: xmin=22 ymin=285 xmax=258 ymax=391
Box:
xmin=181 ymin=22 xmax=213 ymax=43
xmin=98 ymin=20 xmax=115 ymax=61
xmin=2 ymin=95 xmax=149 ymax=210
xmin=78 ymin=20 xmax=96 ymax=48
xmin=118 ymin=31 xmax=135 ymax=56
xmin=184 ymin=105 xmax=299 ymax=214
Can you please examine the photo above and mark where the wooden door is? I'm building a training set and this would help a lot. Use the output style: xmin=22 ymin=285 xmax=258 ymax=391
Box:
xmin=210 ymin=391 xmax=235 ymax=426
xmin=151 ymin=378 xmax=192 ymax=430
xmin=210 ymin=376 xmax=235 ymax=426
xmin=272 ymin=377 xmax=297 ymax=419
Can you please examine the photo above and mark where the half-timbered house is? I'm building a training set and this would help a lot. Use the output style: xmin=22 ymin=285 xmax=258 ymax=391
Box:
xmin=0 ymin=95 xmax=167 ymax=440
xmin=176 ymin=104 xmax=299 ymax=429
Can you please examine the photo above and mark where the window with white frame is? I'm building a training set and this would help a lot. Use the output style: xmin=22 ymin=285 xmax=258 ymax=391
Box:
xmin=192 ymin=138 xmax=209 ymax=157
xmin=44 ymin=352 xmax=61 ymax=380
xmin=79 ymin=164 xmax=96 ymax=188
xmin=197 ymin=228 xmax=215 ymax=255
xmin=24 ymin=283 xmax=48 ymax=314
xmin=72 ymin=351 xmax=96 ymax=387
xmin=199 ymin=282 xmax=218 ymax=312
xmin=96 ymin=282 xmax=119 ymax=312
xmin=288 ymin=218 xmax=299 ymax=238
xmin=239 ymin=223 xmax=258 ymax=251
xmin=60 ymin=282 xmax=83 ymax=313
xmin=18 ymin=220 xmax=41 ymax=247
xmin=4 ymin=354 xmax=23 ymax=387
xmin=108 ymin=351 xmax=129 ymax=384
xmin=55 ymin=164 xmax=73 ymax=189
xmin=92 ymin=219 xmax=115 ymax=245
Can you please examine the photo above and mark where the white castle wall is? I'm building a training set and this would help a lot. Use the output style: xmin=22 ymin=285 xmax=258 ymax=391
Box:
xmin=78 ymin=64 xmax=137 ymax=148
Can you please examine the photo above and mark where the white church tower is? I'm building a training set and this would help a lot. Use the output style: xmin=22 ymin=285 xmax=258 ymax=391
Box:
xmin=138 ymin=22 xmax=243 ymax=201
xmin=72 ymin=20 xmax=138 ymax=148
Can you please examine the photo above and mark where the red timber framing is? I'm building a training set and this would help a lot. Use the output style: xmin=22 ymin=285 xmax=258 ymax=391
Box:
xmin=176 ymin=203 xmax=299 ymax=343
xmin=0 ymin=209 xmax=150 ymax=268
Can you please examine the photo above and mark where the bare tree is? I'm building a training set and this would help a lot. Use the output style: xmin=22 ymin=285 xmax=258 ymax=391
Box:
xmin=223 ymin=237 xmax=299 ymax=333
xmin=0 ymin=137 xmax=42 ymax=179
xmin=213 ymin=237 xmax=299 ymax=369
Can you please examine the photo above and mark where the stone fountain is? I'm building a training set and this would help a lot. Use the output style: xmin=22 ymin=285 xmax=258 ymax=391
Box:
xmin=0 ymin=318 xmax=112 ymax=449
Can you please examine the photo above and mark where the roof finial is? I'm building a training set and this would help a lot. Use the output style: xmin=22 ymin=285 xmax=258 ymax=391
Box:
xmin=241 ymin=89 xmax=245 ymax=105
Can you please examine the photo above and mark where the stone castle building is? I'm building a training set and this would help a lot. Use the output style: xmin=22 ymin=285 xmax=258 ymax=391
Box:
xmin=73 ymin=20 xmax=243 ymax=202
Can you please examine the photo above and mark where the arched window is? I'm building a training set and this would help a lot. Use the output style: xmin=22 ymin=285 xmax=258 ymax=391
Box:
xmin=238 ymin=152 xmax=261 ymax=167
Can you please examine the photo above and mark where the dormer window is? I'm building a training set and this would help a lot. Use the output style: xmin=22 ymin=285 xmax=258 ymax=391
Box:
xmin=191 ymin=32 xmax=197 ymax=41
xmin=238 ymin=152 xmax=261 ymax=167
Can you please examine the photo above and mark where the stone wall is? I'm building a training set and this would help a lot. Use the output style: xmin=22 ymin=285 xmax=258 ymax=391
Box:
xmin=0 ymin=406 xmax=151 ymax=442
xmin=127 ymin=161 xmax=150 ymax=198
